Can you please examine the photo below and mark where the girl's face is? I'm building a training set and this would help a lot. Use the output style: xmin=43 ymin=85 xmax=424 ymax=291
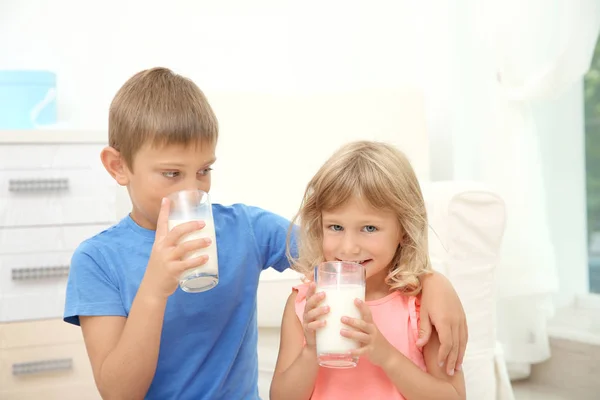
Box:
xmin=321 ymin=196 xmax=403 ymax=284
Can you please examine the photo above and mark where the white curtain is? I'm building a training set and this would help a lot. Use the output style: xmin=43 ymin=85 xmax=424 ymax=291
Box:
xmin=451 ymin=0 xmax=600 ymax=380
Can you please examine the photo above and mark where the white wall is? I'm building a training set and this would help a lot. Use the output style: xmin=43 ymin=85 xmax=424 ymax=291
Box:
xmin=1 ymin=0 xmax=432 ymax=219
xmin=208 ymin=89 xmax=429 ymax=218
xmin=2 ymin=1 xmax=591 ymax=298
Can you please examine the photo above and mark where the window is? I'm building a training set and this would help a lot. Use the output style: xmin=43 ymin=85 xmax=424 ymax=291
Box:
xmin=585 ymin=35 xmax=600 ymax=293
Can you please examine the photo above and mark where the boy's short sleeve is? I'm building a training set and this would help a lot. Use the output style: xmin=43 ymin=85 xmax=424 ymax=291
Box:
xmin=246 ymin=206 xmax=298 ymax=272
xmin=64 ymin=243 xmax=127 ymax=326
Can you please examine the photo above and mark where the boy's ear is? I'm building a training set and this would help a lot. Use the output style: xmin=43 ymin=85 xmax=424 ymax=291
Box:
xmin=101 ymin=146 xmax=129 ymax=186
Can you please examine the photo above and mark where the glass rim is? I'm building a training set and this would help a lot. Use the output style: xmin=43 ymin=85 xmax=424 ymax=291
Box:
xmin=316 ymin=260 xmax=365 ymax=275
xmin=166 ymin=189 xmax=211 ymax=205
xmin=167 ymin=189 xmax=210 ymax=198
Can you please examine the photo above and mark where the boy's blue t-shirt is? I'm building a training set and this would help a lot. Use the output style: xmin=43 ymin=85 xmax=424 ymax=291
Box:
xmin=64 ymin=204 xmax=296 ymax=400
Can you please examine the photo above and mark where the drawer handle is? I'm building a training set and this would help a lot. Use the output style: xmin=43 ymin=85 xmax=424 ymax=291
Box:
xmin=12 ymin=358 xmax=73 ymax=376
xmin=11 ymin=265 xmax=70 ymax=281
xmin=8 ymin=178 xmax=70 ymax=192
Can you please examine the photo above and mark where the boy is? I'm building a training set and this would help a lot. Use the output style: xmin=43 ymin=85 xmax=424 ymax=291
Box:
xmin=64 ymin=67 xmax=467 ymax=399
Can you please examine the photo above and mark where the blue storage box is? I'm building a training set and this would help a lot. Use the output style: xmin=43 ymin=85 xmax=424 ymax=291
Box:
xmin=0 ymin=70 xmax=57 ymax=129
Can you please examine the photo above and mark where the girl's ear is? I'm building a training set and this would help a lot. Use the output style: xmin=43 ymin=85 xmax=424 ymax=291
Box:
xmin=397 ymin=226 xmax=406 ymax=245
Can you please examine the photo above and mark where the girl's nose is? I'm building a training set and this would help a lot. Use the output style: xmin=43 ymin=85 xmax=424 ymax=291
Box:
xmin=342 ymin=234 xmax=361 ymax=255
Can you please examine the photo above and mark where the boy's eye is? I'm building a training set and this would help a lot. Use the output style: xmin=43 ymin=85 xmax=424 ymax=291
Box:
xmin=362 ymin=225 xmax=377 ymax=233
xmin=162 ymin=171 xmax=180 ymax=178
xmin=329 ymin=224 xmax=343 ymax=232
xmin=198 ymin=167 xmax=213 ymax=176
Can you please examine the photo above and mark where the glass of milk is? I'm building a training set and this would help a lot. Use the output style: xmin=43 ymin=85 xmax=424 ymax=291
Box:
xmin=315 ymin=261 xmax=365 ymax=368
xmin=167 ymin=189 xmax=219 ymax=293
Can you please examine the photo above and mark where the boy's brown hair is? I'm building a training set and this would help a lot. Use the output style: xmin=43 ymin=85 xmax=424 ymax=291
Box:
xmin=109 ymin=67 xmax=218 ymax=169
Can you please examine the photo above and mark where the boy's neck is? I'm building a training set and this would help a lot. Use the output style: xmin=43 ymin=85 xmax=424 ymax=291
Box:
xmin=130 ymin=209 xmax=157 ymax=231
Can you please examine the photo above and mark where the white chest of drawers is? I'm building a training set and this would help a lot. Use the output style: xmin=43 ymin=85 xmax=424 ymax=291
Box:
xmin=0 ymin=130 xmax=116 ymax=400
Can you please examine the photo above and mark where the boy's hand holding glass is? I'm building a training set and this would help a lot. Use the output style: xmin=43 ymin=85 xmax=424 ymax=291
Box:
xmin=167 ymin=189 xmax=219 ymax=293
xmin=141 ymin=197 xmax=212 ymax=299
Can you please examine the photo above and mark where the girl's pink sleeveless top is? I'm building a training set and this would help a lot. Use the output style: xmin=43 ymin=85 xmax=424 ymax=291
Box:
xmin=293 ymin=283 xmax=426 ymax=400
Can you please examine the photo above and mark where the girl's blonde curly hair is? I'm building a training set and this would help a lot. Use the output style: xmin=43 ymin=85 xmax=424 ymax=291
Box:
xmin=287 ymin=140 xmax=432 ymax=295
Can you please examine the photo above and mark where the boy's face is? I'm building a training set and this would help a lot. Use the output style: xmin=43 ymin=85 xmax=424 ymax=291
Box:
xmin=121 ymin=141 xmax=216 ymax=230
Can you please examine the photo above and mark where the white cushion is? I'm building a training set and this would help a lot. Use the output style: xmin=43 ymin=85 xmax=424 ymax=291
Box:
xmin=422 ymin=181 xmax=506 ymax=400
xmin=257 ymin=268 xmax=303 ymax=328
xmin=256 ymin=181 xmax=506 ymax=400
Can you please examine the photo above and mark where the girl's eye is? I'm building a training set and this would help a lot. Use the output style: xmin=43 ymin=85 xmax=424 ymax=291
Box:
xmin=363 ymin=225 xmax=377 ymax=233
xmin=198 ymin=167 xmax=213 ymax=176
xmin=162 ymin=171 xmax=180 ymax=178
xmin=329 ymin=224 xmax=343 ymax=232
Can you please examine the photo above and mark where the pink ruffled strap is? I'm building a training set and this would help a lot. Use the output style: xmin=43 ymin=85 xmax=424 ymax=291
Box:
xmin=292 ymin=283 xmax=311 ymax=323
xmin=292 ymin=283 xmax=309 ymax=303
xmin=408 ymin=296 xmax=423 ymax=352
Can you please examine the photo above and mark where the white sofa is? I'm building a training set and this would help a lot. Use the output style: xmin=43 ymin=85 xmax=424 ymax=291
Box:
xmin=256 ymin=181 xmax=512 ymax=400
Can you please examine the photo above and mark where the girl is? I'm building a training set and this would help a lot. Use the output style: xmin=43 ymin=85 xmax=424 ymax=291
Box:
xmin=270 ymin=141 xmax=466 ymax=400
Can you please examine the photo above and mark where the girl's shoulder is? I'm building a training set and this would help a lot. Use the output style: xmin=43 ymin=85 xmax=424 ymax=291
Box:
xmin=288 ymin=281 xmax=312 ymax=321
xmin=291 ymin=281 xmax=311 ymax=303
